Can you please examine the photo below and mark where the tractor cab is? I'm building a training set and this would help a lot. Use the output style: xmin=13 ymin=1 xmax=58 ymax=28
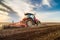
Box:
xmin=24 ymin=13 xmax=35 ymax=19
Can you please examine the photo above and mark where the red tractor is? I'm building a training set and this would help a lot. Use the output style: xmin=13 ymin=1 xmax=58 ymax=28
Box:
xmin=20 ymin=13 xmax=41 ymax=27
xmin=4 ymin=13 xmax=41 ymax=28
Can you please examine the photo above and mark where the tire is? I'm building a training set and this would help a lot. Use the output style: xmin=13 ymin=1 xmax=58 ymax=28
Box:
xmin=26 ymin=19 xmax=34 ymax=27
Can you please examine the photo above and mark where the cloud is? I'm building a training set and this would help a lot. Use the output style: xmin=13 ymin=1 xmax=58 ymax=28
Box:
xmin=35 ymin=12 xmax=55 ymax=21
xmin=37 ymin=11 xmax=60 ymax=22
xmin=29 ymin=0 xmax=57 ymax=10
xmin=0 ymin=11 xmax=10 ymax=22
xmin=41 ymin=0 xmax=51 ymax=7
xmin=0 ymin=0 xmax=59 ymax=22
xmin=0 ymin=15 xmax=10 ymax=22
xmin=28 ymin=0 xmax=51 ymax=7
xmin=3 ymin=0 xmax=35 ymax=20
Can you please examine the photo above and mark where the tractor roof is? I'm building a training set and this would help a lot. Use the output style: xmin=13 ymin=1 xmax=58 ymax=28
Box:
xmin=25 ymin=13 xmax=34 ymax=15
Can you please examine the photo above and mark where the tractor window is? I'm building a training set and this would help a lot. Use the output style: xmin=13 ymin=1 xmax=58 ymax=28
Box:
xmin=25 ymin=15 xmax=34 ymax=18
xmin=30 ymin=15 xmax=34 ymax=19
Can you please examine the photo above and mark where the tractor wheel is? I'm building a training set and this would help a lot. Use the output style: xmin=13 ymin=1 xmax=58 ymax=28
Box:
xmin=26 ymin=20 xmax=34 ymax=27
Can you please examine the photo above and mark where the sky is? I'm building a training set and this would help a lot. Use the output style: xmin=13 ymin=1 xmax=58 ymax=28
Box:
xmin=0 ymin=0 xmax=60 ymax=22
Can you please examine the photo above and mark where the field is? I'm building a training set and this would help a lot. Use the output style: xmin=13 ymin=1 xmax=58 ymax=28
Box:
xmin=0 ymin=22 xmax=60 ymax=40
xmin=0 ymin=22 xmax=11 ymax=30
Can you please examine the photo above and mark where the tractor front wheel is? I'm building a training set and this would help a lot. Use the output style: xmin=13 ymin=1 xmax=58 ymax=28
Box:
xmin=37 ymin=21 xmax=41 ymax=27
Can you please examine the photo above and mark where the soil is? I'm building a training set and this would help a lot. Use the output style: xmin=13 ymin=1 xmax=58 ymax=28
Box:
xmin=0 ymin=23 xmax=60 ymax=40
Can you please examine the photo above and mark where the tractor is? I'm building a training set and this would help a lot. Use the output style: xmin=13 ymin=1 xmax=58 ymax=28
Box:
xmin=21 ymin=13 xmax=41 ymax=27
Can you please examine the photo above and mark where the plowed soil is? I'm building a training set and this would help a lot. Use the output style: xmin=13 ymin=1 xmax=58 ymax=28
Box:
xmin=0 ymin=23 xmax=60 ymax=40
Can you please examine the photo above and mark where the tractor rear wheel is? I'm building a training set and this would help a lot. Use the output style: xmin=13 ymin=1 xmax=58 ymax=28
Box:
xmin=26 ymin=19 xmax=34 ymax=27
